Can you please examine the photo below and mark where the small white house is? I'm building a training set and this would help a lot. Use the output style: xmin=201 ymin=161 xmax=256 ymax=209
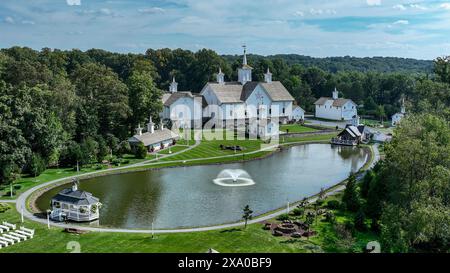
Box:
xmin=128 ymin=117 xmax=179 ymax=152
xmin=292 ymin=105 xmax=305 ymax=122
xmin=391 ymin=99 xmax=406 ymax=127
xmin=314 ymin=88 xmax=357 ymax=121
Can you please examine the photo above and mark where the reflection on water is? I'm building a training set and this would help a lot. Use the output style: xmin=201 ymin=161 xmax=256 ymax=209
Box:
xmin=36 ymin=144 xmax=368 ymax=229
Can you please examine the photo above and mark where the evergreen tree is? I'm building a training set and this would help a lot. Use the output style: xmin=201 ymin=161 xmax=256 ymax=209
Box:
xmin=342 ymin=172 xmax=360 ymax=212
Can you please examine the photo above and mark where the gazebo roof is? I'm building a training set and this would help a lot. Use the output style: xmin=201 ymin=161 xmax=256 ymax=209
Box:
xmin=52 ymin=188 xmax=99 ymax=206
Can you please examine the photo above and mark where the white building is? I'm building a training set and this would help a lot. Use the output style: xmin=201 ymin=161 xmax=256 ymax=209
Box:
xmin=391 ymin=99 xmax=406 ymax=127
xmin=292 ymin=105 xmax=305 ymax=122
xmin=128 ymin=116 xmax=179 ymax=152
xmin=161 ymin=77 xmax=204 ymax=128
xmin=314 ymin=88 xmax=357 ymax=121
xmin=157 ymin=47 xmax=296 ymax=139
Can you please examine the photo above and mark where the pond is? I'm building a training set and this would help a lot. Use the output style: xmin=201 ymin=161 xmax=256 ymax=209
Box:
xmin=36 ymin=144 xmax=369 ymax=229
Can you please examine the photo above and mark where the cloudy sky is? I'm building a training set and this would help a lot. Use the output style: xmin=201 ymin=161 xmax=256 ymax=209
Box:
xmin=1 ymin=0 xmax=450 ymax=59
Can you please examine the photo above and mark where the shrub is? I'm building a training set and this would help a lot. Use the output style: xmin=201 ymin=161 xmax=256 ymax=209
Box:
xmin=134 ymin=143 xmax=148 ymax=159
xmin=13 ymin=184 xmax=22 ymax=190
xmin=326 ymin=200 xmax=341 ymax=210
xmin=354 ymin=209 xmax=367 ymax=231
xmin=27 ymin=153 xmax=47 ymax=177
xmin=277 ymin=214 xmax=290 ymax=221
xmin=292 ymin=208 xmax=304 ymax=216
xmin=0 ymin=203 xmax=10 ymax=213
xmin=324 ymin=211 xmax=336 ymax=223
xmin=315 ymin=199 xmax=324 ymax=207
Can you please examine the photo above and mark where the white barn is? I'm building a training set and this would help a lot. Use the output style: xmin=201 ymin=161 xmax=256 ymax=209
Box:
xmin=161 ymin=77 xmax=204 ymax=128
xmin=391 ymin=99 xmax=406 ymax=127
xmin=292 ymin=105 xmax=305 ymax=122
xmin=314 ymin=88 xmax=357 ymax=121
xmin=128 ymin=117 xmax=179 ymax=152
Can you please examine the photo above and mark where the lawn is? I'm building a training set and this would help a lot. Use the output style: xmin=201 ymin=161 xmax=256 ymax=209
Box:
xmin=0 ymin=191 xmax=378 ymax=253
xmin=280 ymin=124 xmax=318 ymax=133
xmin=156 ymin=145 xmax=191 ymax=155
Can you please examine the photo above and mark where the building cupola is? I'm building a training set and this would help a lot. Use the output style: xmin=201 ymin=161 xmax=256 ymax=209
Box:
xmin=238 ymin=45 xmax=252 ymax=85
xmin=147 ymin=116 xmax=154 ymax=134
xmin=135 ymin=123 xmax=143 ymax=136
xmin=217 ymin=67 xmax=225 ymax=84
xmin=332 ymin=87 xmax=339 ymax=100
xmin=169 ymin=77 xmax=178 ymax=93
xmin=264 ymin=67 xmax=272 ymax=83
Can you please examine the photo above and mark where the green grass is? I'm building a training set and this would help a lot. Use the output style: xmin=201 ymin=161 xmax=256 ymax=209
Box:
xmin=280 ymin=124 xmax=318 ymax=133
xmin=280 ymin=133 xmax=337 ymax=144
xmin=156 ymin=145 xmax=190 ymax=155
xmin=0 ymin=190 xmax=379 ymax=253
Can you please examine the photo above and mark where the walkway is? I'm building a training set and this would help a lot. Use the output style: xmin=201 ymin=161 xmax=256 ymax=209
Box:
xmin=14 ymin=142 xmax=380 ymax=234
xmin=0 ymin=199 xmax=16 ymax=203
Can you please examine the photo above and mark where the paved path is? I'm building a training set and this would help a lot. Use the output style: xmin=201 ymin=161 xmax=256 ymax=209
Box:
xmin=0 ymin=199 xmax=16 ymax=203
xmin=14 ymin=141 xmax=380 ymax=234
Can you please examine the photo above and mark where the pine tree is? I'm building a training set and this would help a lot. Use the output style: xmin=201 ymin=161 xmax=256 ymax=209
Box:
xmin=342 ymin=172 xmax=360 ymax=212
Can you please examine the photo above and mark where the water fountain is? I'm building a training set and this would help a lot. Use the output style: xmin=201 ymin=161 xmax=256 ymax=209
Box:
xmin=213 ymin=169 xmax=255 ymax=187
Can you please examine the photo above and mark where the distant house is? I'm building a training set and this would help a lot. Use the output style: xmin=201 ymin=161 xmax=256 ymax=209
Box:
xmin=292 ymin=105 xmax=305 ymax=122
xmin=391 ymin=99 xmax=406 ymax=127
xmin=128 ymin=117 xmax=179 ymax=152
xmin=332 ymin=116 xmax=368 ymax=146
xmin=50 ymin=180 xmax=101 ymax=222
xmin=314 ymin=88 xmax=357 ymax=121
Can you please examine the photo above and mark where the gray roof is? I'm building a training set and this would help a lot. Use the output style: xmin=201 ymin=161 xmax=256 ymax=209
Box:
xmin=259 ymin=81 xmax=295 ymax=101
xmin=314 ymin=97 xmax=356 ymax=107
xmin=163 ymin=91 xmax=193 ymax=106
xmin=128 ymin=128 xmax=179 ymax=146
xmin=52 ymin=188 xmax=99 ymax=206
xmin=206 ymin=81 xmax=294 ymax=105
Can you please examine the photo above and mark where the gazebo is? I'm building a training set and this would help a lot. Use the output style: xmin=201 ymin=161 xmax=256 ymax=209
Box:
xmin=50 ymin=179 xmax=101 ymax=222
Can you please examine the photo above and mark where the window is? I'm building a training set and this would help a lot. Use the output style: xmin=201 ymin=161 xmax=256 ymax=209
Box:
xmin=282 ymin=108 xmax=285 ymax=114
xmin=269 ymin=108 xmax=272 ymax=115
xmin=230 ymin=110 xmax=233 ymax=117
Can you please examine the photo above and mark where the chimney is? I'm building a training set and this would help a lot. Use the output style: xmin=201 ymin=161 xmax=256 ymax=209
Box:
xmin=332 ymin=87 xmax=339 ymax=100
xmin=135 ymin=123 xmax=143 ymax=136
xmin=217 ymin=67 xmax=225 ymax=84
xmin=264 ymin=67 xmax=272 ymax=83
xmin=147 ymin=116 xmax=154 ymax=134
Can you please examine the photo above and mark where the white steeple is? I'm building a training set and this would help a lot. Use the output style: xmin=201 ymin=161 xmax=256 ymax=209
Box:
xmin=217 ymin=67 xmax=225 ymax=84
xmin=400 ymin=98 xmax=406 ymax=114
xmin=264 ymin=67 xmax=272 ymax=83
xmin=332 ymin=87 xmax=339 ymax=100
xmin=147 ymin=115 xmax=154 ymax=134
xmin=169 ymin=77 xmax=178 ymax=93
xmin=135 ymin=123 xmax=143 ymax=136
xmin=238 ymin=45 xmax=252 ymax=85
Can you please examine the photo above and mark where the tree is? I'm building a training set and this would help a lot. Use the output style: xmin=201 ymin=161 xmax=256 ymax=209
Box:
xmin=361 ymin=170 xmax=375 ymax=199
xmin=134 ymin=143 xmax=147 ymax=159
xmin=342 ymin=172 xmax=360 ymax=212
xmin=27 ymin=153 xmax=47 ymax=178
xmin=354 ymin=209 xmax=367 ymax=231
xmin=242 ymin=205 xmax=253 ymax=229
xmin=434 ymin=56 xmax=450 ymax=84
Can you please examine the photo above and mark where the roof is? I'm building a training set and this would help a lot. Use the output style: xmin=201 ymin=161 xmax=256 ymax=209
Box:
xmin=163 ymin=91 xmax=194 ymax=106
xmin=314 ymin=97 xmax=356 ymax=107
xmin=207 ymin=82 xmax=245 ymax=104
xmin=206 ymin=81 xmax=294 ymax=105
xmin=260 ymin=82 xmax=295 ymax=101
xmin=52 ymin=188 xmax=99 ymax=206
xmin=293 ymin=105 xmax=305 ymax=112
xmin=128 ymin=128 xmax=179 ymax=146
xmin=162 ymin=93 xmax=171 ymax=104
xmin=339 ymin=126 xmax=362 ymax=138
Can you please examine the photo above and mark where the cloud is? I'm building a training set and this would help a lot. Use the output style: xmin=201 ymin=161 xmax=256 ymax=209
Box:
xmin=66 ymin=0 xmax=81 ymax=6
xmin=138 ymin=7 xmax=165 ymax=14
xmin=294 ymin=11 xmax=304 ymax=17
xmin=393 ymin=20 xmax=409 ymax=25
xmin=4 ymin=16 xmax=14 ymax=24
xmin=309 ymin=8 xmax=336 ymax=16
xmin=441 ymin=3 xmax=450 ymax=10
xmin=393 ymin=4 xmax=406 ymax=10
xmin=409 ymin=4 xmax=427 ymax=10
xmin=367 ymin=0 xmax=381 ymax=6
xmin=21 ymin=20 xmax=35 ymax=25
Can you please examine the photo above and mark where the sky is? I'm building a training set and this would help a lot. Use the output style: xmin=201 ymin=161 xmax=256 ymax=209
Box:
xmin=1 ymin=0 xmax=450 ymax=60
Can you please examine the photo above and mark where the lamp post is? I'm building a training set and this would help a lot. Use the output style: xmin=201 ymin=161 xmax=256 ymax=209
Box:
xmin=10 ymin=183 xmax=13 ymax=198
xmin=151 ymin=221 xmax=154 ymax=239
xmin=21 ymin=206 xmax=24 ymax=223
xmin=46 ymin=209 xmax=51 ymax=229
xmin=286 ymin=200 xmax=290 ymax=214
